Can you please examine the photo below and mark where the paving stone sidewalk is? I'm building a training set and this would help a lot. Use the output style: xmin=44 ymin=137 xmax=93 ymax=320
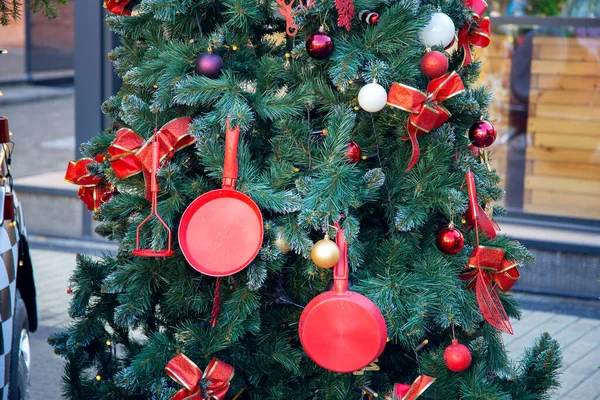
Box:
xmin=29 ymin=248 xmax=600 ymax=400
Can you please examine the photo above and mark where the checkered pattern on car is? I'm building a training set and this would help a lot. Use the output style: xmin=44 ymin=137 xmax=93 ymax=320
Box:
xmin=0 ymin=191 xmax=24 ymax=399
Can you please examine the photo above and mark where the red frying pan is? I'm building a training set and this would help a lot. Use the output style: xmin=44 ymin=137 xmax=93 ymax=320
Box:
xmin=299 ymin=224 xmax=388 ymax=373
xmin=178 ymin=121 xmax=264 ymax=277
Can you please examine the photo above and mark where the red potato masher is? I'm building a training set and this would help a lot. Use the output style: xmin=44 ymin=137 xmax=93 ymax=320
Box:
xmin=133 ymin=136 xmax=174 ymax=257
xmin=299 ymin=223 xmax=388 ymax=373
xmin=178 ymin=120 xmax=264 ymax=277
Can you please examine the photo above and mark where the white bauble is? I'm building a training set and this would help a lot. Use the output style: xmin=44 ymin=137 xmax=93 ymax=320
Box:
xmin=358 ymin=82 xmax=388 ymax=113
xmin=422 ymin=12 xmax=456 ymax=48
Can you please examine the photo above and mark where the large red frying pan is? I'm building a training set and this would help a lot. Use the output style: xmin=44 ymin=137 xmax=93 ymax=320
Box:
xmin=178 ymin=121 xmax=263 ymax=277
xmin=299 ymin=224 xmax=388 ymax=373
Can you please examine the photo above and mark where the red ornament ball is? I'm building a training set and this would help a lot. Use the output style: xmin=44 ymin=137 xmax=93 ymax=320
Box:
xmin=67 ymin=287 xmax=73 ymax=295
xmin=420 ymin=51 xmax=449 ymax=79
xmin=444 ymin=339 xmax=472 ymax=372
xmin=469 ymin=120 xmax=497 ymax=148
xmin=394 ymin=384 xmax=411 ymax=398
xmin=345 ymin=141 xmax=362 ymax=163
xmin=436 ymin=226 xmax=464 ymax=255
xmin=306 ymin=28 xmax=335 ymax=60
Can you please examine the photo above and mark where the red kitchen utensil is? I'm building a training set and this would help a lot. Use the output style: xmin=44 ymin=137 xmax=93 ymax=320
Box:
xmin=178 ymin=120 xmax=264 ymax=277
xmin=299 ymin=223 xmax=388 ymax=373
xmin=133 ymin=136 xmax=174 ymax=257
xmin=465 ymin=170 xmax=497 ymax=240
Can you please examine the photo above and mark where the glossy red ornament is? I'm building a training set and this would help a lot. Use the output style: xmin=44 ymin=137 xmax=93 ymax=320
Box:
xmin=67 ymin=287 xmax=73 ymax=295
xmin=345 ymin=141 xmax=362 ymax=163
xmin=104 ymin=0 xmax=135 ymax=15
xmin=359 ymin=10 xmax=380 ymax=25
xmin=444 ymin=339 xmax=472 ymax=372
xmin=306 ymin=28 xmax=335 ymax=60
xmin=420 ymin=51 xmax=448 ymax=79
xmin=436 ymin=226 xmax=464 ymax=255
xmin=299 ymin=224 xmax=387 ymax=373
xmin=468 ymin=120 xmax=497 ymax=148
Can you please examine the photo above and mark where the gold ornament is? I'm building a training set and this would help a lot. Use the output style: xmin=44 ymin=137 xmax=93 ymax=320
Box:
xmin=275 ymin=233 xmax=291 ymax=254
xmin=311 ymin=235 xmax=340 ymax=269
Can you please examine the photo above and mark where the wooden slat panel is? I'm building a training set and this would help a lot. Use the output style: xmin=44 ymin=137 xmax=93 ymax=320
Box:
xmin=533 ymin=133 xmax=599 ymax=151
xmin=537 ymin=46 xmax=600 ymax=62
xmin=531 ymin=60 xmax=600 ymax=77
xmin=525 ymin=176 xmax=600 ymax=195
xmin=533 ymin=37 xmax=600 ymax=47
xmin=534 ymin=104 xmax=600 ymax=121
xmin=533 ymin=161 xmax=600 ymax=180
xmin=528 ymin=117 xmax=600 ymax=136
xmin=527 ymin=147 xmax=600 ymax=164
xmin=529 ymin=89 xmax=600 ymax=106
xmin=523 ymin=203 xmax=600 ymax=219
xmin=537 ymin=75 xmax=600 ymax=91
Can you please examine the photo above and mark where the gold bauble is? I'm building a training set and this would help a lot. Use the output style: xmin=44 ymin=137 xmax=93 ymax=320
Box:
xmin=311 ymin=236 xmax=340 ymax=269
xmin=275 ymin=234 xmax=291 ymax=254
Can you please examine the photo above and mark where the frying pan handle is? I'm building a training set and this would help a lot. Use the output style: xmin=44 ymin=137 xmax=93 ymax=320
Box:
xmin=466 ymin=170 xmax=479 ymax=223
xmin=333 ymin=224 xmax=349 ymax=294
xmin=222 ymin=119 xmax=240 ymax=189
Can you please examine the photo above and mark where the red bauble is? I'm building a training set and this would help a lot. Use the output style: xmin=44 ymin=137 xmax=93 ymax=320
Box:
xmin=345 ymin=141 xmax=362 ymax=163
xmin=67 ymin=287 xmax=73 ymax=295
xmin=104 ymin=0 xmax=135 ymax=15
xmin=306 ymin=28 xmax=335 ymax=60
xmin=469 ymin=120 xmax=497 ymax=148
xmin=420 ymin=51 xmax=449 ymax=79
xmin=444 ymin=339 xmax=472 ymax=372
xmin=436 ymin=226 xmax=464 ymax=255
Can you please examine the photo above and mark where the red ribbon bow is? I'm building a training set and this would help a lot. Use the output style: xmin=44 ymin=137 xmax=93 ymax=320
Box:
xmin=165 ymin=354 xmax=234 ymax=400
xmin=108 ymin=117 xmax=194 ymax=200
xmin=65 ymin=157 xmax=115 ymax=211
xmin=104 ymin=0 xmax=135 ymax=15
xmin=387 ymin=72 xmax=465 ymax=171
xmin=461 ymin=246 xmax=518 ymax=335
xmin=386 ymin=375 xmax=435 ymax=400
xmin=458 ymin=0 xmax=491 ymax=67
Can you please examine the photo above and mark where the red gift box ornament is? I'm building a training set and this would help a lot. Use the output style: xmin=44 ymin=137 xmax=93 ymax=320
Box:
xmin=165 ymin=354 xmax=234 ymax=400
xmin=387 ymin=72 xmax=464 ymax=171
xmin=386 ymin=375 xmax=435 ymax=400
xmin=65 ymin=158 xmax=115 ymax=211
xmin=458 ymin=0 xmax=491 ymax=67
xmin=108 ymin=117 xmax=194 ymax=200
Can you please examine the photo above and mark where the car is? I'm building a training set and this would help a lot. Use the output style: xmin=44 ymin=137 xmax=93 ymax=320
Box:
xmin=0 ymin=116 xmax=37 ymax=400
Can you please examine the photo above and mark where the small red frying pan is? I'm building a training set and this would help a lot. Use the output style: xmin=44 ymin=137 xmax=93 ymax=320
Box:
xmin=299 ymin=224 xmax=388 ymax=373
xmin=178 ymin=121 xmax=264 ymax=277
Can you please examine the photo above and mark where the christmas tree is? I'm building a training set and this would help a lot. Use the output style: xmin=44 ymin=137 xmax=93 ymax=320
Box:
xmin=50 ymin=0 xmax=562 ymax=399
xmin=0 ymin=0 xmax=67 ymax=25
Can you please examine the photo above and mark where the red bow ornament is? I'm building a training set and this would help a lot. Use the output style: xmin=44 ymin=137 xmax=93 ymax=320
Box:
xmin=458 ymin=0 xmax=491 ymax=67
xmin=387 ymin=72 xmax=464 ymax=171
xmin=165 ymin=354 xmax=234 ymax=400
xmin=461 ymin=246 xmax=518 ymax=334
xmin=104 ymin=0 xmax=137 ymax=15
xmin=65 ymin=157 xmax=115 ymax=211
xmin=386 ymin=375 xmax=435 ymax=400
xmin=108 ymin=117 xmax=194 ymax=200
